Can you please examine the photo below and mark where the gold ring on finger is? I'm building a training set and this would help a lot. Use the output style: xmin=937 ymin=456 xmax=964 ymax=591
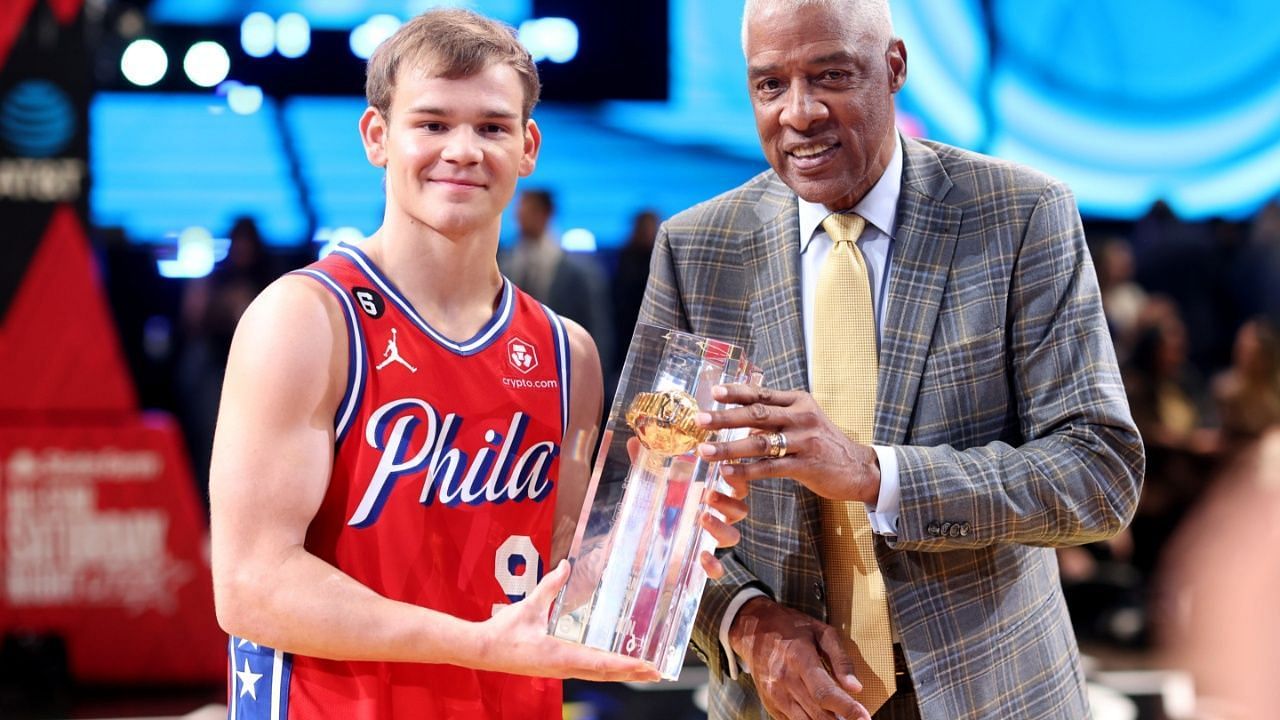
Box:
xmin=764 ymin=431 xmax=788 ymax=459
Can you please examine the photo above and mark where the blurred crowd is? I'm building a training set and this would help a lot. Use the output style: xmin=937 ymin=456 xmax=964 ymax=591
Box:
xmin=1061 ymin=200 xmax=1280 ymax=659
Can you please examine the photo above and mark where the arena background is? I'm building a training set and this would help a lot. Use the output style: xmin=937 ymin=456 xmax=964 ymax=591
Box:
xmin=2 ymin=1 xmax=1279 ymax=718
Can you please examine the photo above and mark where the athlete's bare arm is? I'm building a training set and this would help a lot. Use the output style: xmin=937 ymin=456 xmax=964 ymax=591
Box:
xmin=209 ymin=276 xmax=658 ymax=681
xmin=550 ymin=319 xmax=603 ymax=566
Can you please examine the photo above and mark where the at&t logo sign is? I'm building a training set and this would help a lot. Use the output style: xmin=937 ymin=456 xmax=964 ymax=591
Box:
xmin=1 ymin=80 xmax=76 ymax=158
xmin=0 ymin=79 xmax=85 ymax=202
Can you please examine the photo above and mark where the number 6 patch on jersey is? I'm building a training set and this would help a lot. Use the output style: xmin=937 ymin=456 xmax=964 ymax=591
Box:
xmin=352 ymin=286 xmax=385 ymax=318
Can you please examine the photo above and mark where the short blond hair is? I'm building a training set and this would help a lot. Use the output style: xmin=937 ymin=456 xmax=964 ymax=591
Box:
xmin=366 ymin=8 xmax=541 ymax=121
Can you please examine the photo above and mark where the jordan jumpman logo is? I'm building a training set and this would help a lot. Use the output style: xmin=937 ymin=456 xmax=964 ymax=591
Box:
xmin=376 ymin=328 xmax=417 ymax=373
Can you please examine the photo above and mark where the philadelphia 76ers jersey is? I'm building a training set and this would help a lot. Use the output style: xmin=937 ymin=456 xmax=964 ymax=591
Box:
xmin=226 ymin=242 xmax=570 ymax=719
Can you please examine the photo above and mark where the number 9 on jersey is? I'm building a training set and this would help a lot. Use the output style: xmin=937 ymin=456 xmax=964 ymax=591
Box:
xmin=492 ymin=535 xmax=541 ymax=615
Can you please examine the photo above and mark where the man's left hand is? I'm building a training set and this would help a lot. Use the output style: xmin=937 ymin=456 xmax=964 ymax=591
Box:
xmin=700 ymin=484 xmax=748 ymax=578
xmin=625 ymin=436 xmax=748 ymax=579
xmin=695 ymin=384 xmax=881 ymax=505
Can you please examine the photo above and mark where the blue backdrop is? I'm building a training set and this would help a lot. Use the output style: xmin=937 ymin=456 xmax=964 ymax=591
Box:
xmin=90 ymin=1 xmax=1280 ymax=251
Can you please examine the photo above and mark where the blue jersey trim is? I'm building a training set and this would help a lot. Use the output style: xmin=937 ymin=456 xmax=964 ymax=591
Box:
xmin=334 ymin=243 xmax=515 ymax=356
xmin=291 ymin=268 xmax=366 ymax=445
xmin=543 ymin=307 xmax=571 ymax=437
xmin=228 ymin=636 xmax=292 ymax=720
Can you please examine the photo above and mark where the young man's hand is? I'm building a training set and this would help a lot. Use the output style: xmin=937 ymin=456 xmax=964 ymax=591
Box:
xmin=479 ymin=560 xmax=661 ymax=681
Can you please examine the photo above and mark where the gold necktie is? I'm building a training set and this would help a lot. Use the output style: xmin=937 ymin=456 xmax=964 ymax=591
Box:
xmin=813 ymin=213 xmax=895 ymax=714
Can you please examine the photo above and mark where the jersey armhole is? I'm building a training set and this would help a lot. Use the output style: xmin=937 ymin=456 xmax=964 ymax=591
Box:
xmin=290 ymin=269 xmax=366 ymax=447
xmin=541 ymin=307 xmax=572 ymax=438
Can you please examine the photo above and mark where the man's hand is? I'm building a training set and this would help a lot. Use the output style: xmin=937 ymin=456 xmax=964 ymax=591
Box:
xmin=730 ymin=597 xmax=871 ymax=720
xmin=695 ymin=384 xmax=881 ymax=504
xmin=700 ymin=476 xmax=748 ymax=578
xmin=481 ymin=560 xmax=661 ymax=681
xmin=625 ymin=436 xmax=749 ymax=579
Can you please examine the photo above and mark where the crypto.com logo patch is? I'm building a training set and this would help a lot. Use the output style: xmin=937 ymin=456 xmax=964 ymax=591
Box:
xmin=507 ymin=337 xmax=538 ymax=374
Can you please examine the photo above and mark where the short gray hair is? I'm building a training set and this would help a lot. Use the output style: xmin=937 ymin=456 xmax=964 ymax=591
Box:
xmin=741 ymin=0 xmax=895 ymax=54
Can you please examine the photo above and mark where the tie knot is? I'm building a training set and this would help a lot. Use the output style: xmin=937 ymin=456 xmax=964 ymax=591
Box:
xmin=822 ymin=213 xmax=866 ymax=247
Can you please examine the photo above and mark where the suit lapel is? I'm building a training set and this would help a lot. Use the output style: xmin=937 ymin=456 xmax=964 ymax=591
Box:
xmin=876 ymin=137 xmax=962 ymax=444
xmin=742 ymin=176 xmax=807 ymax=395
xmin=740 ymin=175 xmax=823 ymax=536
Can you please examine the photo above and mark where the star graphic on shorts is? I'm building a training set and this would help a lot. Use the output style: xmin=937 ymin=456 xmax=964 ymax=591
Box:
xmin=237 ymin=658 xmax=264 ymax=700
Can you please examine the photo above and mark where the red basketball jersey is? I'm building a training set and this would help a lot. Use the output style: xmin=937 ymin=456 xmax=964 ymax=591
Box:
xmin=226 ymin=243 xmax=570 ymax=719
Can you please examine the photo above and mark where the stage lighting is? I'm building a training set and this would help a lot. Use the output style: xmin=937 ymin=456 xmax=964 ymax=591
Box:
xmin=349 ymin=14 xmax=402 ymax=60
xmin=561 ymin=227 xmax=596 ymax=252
xmin=518 ymin=17 xmax=579 ymax=64
xmin=157 ymin=226 xmax=216 ymax=279
xmin=241 ymin=12 xmax=275 ymax=58
xmin=120 ymin=39 xmax=168 ymax=87
xmin=227 ymin=84 xmax=264 ymax=115
xmin=184 ymin=41 xmax=231 ymax=88
xmin=276 ymin=13 xmax=311 ymax=59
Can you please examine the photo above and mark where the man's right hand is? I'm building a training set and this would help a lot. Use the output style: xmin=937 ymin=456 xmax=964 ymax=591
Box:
xmin=729 ymin=596 xmax=871 ymax=720
xmin=479 ymin=559 xmax=661 ymax=682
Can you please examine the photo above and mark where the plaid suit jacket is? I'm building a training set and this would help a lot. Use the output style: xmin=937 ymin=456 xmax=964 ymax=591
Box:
xmin=636 ymin=136 xmax=1144 ymax=719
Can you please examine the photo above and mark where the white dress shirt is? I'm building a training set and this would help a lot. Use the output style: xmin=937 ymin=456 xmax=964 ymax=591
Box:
xmin=718 ymin=135 xmax=904 ymax=678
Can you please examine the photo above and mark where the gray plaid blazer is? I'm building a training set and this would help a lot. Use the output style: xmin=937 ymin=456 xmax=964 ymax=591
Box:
xmin=636 ymin=136 xmax=1144 ymax=719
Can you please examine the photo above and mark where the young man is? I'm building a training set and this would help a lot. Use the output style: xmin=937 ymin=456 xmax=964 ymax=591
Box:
xmin=209 ymin=9 xmax=745 ymax=718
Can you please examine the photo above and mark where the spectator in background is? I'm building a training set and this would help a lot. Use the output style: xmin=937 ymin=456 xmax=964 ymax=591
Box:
xmin=1124 ymin=296 xmax=1217 ymax=454
xmin=1212 ymin=316 xmax=1280 ymax=453
xmin=176 ymin=216 xmax=275 ymax=504
xmin=1122 ymin=296 xmax=1217 ymax=577
xmin=611 ymin=209 xmax=659 ymax=377
xmin=1240 ymin=200 xmax=1280 ymax=327
xmin=500 ymin=188 xmax=614 ymax=372
xmin=1092 ymin=235 xmax=1148 ymax=364
xmin=1252 ymin=199 xmax=1280 ymax=242
xmin=1132 ymin=201 xmax=1227 ymax=373
xmin=1158 ymin=429 xmax=1280 ymax=720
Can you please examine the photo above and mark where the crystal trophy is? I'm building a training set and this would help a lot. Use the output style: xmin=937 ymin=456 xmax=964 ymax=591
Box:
xmin=548 ymin=323 xmax=760 ymax=680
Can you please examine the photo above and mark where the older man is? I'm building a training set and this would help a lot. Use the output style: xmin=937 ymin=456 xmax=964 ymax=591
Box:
xmin=635 ymin=0 xmax=1145 ymax=718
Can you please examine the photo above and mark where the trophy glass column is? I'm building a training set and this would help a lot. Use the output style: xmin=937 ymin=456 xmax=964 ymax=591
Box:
xmin=549 ymin=324 xmax=758 ymax=680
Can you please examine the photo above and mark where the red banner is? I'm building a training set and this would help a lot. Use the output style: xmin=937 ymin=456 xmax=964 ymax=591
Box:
xmin=0 ymin=206 xmax=136 ymax=415
xmin=0 ymin=0 xmax=222 ymax=686
xmin=0 ymin=0 xmax=81 ymax=67
xmin=0 ymin=415 xmax=224 ymax=682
